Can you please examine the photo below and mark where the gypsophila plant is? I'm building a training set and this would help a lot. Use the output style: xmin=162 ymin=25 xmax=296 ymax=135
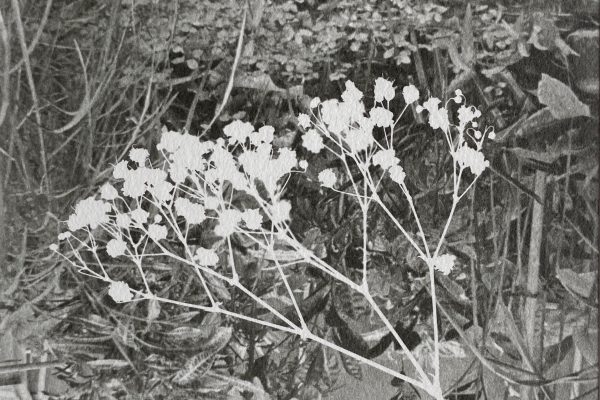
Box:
xmin=51 ymin=78 xmax=494 ymax=400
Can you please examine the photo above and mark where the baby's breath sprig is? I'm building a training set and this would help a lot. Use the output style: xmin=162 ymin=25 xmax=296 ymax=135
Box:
xmin=51 ymin=78 xmax=493 ymax=400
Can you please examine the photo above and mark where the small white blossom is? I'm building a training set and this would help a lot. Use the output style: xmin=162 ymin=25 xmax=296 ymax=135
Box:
xmin=341 ymin=80 xmax=364 ymax=104
xmin=129 ymin=148 xmax=149 ymax=165
xmin=215 ymin=209 xmax=241 ymax=237
xmin=115 ymin=213 xmax=132 ymax=228
xmin=67 ymin=197 xmax=111 ymax=231
xmin=320 ymin=99 xmax=348 ymax=134
xmin=242 ymin=209 xmax=263 ymax=230
xmin=58 ymin=232 xmax=71 ymax=241
xmin=488 ymin=130 xmax=496 ymax=140
xmin=299 ymin=160 xmax=308 ymax=170
xmin=49 ymin=243 xmax=58 ymax=252
xmin=131 ymin=208 xmax=149 ymax=225
xmin=374 ymin=77 xmax=395 ymax=103
xmin=370 ymin=107 xmax=394 ymax=127
xmin=113 ymin=161 xmax=129 ymax=179
xmin=431 ymin=254 xmax=456 ymax=275
xmin=106 ymin=238 xmax=127 ymax=258
xmin=194 ymin=247 xmax=219 ymax=266
xmin=310 ymin=97 xmax=321 ymax=109
xmin=423 ymin=97 xmax=441 ymax=112
xmin=108 ymin=281 xmax=133 ymax=303
xmin=224 ymin=120 xmax=254 ymax=145
xmin=402 ymin=85 xmax=419 ymax=104
xmin=251 ymin=125 xmax=275 ymax=146
xmin=271 ymin=200 xmax=291 ymax=224
xmin=318 ymin=169 xmax=337 ymax=188
xmin=302 ymin=129 xmax=324 ymax=153
xmin=389 ymin=165 xmax=406 ymax=185
xmin=372 ymin=149 xmax=399 ymax=170
xmin=204 ymin=196 xmax=221 ymax=210
xmin=148 ymin=224 xmax=167 ymax=241
xmin=157 ymin=130 xmax=184 ymax=152
xmin=345 ymin=129 xmax=374 ymax=152
xmin=298 ymin=113 xmax=311 ymax=129
xmin=100 ymin=183 xmax=119 ymax=200
xmin=457 ymin=105 xmax=477 ymax=130
xmin=121 ymin=169 xmax=147 ymax=198
xmin=453 ymin=145 xmax=489 ymax=176
xmin=174 ymin=198 xmax=206 ymax=225
xmin=422 ymin=98 xmax=450 ymax=132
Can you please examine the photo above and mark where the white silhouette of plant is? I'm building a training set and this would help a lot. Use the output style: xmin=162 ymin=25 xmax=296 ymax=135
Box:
xmin=51 ymin=79 xmax=494 ymax=400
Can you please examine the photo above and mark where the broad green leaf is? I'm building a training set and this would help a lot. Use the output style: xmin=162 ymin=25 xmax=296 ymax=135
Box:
xmin=556 ymin=269 xmax=596 ymax=299
xmin=537 ymin=74 xmax=590 ymax=119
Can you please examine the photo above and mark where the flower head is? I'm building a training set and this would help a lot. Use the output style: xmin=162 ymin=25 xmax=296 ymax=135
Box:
xmin=431 ymin=254 xmax=456 ymax=275
xmin=194 ymin=247 xmax=219 ymax=266
xmin=106 ymin=238 xmax=127 ymax=258
xmin=402 ymin=85 xmax=419 ymax=104
xmin=215 ymin=209 xmax=242 ymax=237
xmin=251 ymin=125 xmax=275 ymax=146
xmin=148 ymin=224 xmax=167 ymax=241
xmin=310 ymin=97 xmax=321 ymax=109
xmin=131 ymin=208 xmax=149 ymax=225
xmin=369 ymin=107 xmax=393 ymax=128
xmin=67 ymin=197 xmax=111 ymax=231
xmin=298 ymin=113 xmax=311 ymax=129
xmin=374 ymin=78 xmax=395 ymax=103
xmin=113 ymin=161 xmax=130 ymax=179
xmin=224 ymin=120 xmax=254 ymax=145
xmin=318 ymin=169 xmax=337 ymax=188
xmin=372 ymin=149 xmax=399 ymax=170
xmin=242 ymin=208 xmax=263 ymax=230
xmin=115 ymin=214 xmax=132 ymax=228
xmin=341 ymin=80 xmax=364 ymax=104
xmin=271 ymin=200 xmax=291 ymax=224
xmin=100 ymin=183 xmax=119 ymax=200
xmin=129 ymin=148 xmax=149 ymax=165
xmin=108 ymin=281 xmax=133 ymax=303
xmin=453 ymin=145 xmax=489 ymax=176
xmin=302 ymin=129 xmax=324 ymax=153
xmin=389 ymin=165 xmax=406 ymax=185
xmin=174 ymin=198 xmax=206 ymax=225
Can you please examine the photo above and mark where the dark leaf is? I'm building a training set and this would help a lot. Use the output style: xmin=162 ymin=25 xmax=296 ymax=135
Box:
xmin=339 ymin=353 xmax=363 ymax=381
xmin=537 ymin=74 xmax=590 ymax=119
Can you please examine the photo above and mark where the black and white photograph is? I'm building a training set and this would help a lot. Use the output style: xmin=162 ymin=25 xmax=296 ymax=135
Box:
xmin=0 ymin=0 xmax=598 ymax=399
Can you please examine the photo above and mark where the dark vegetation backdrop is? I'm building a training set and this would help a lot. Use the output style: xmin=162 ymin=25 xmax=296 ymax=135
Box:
xmin=0 ymin=0 xmax=597 ymax=399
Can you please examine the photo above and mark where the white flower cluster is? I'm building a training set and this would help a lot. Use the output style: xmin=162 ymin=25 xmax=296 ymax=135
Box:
xmin=298 ymin=78 xmax=422 ymax=189
xmin=108 ymin=281 xmax=133 ymax=303
xmin=174 ymin=197 xmax=206 ymax=225
xmin=67 ymin=197 xmax=111 ymax=231
xmin=50 ymin=78 xmax=493 ymax=330
xmin=431 ymin=254 xmax=456 ymax=275
xmin=453 ymin=145 xmax=489 ymax=177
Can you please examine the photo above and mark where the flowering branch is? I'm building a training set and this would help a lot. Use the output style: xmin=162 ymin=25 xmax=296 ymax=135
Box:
xmin=51 ymin=78 xmax=493 ymax=400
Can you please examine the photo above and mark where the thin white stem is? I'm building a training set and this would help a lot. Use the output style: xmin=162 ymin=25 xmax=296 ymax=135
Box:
xmin=363 ymin=290 xmax=434 ymax=388
xmin=401 ymin=183 xmax=431 ymax=259
xmin=269 ymin=235 xmax=308 ymax=334
xmin=373 ymin=196 xmax=426 ymax=259
xmin=362 ymin=179 xmax=369 ymax=288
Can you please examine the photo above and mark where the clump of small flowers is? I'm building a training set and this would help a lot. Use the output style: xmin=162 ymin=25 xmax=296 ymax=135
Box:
xmin=50 ymin=78 xmax=493 ymax=400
